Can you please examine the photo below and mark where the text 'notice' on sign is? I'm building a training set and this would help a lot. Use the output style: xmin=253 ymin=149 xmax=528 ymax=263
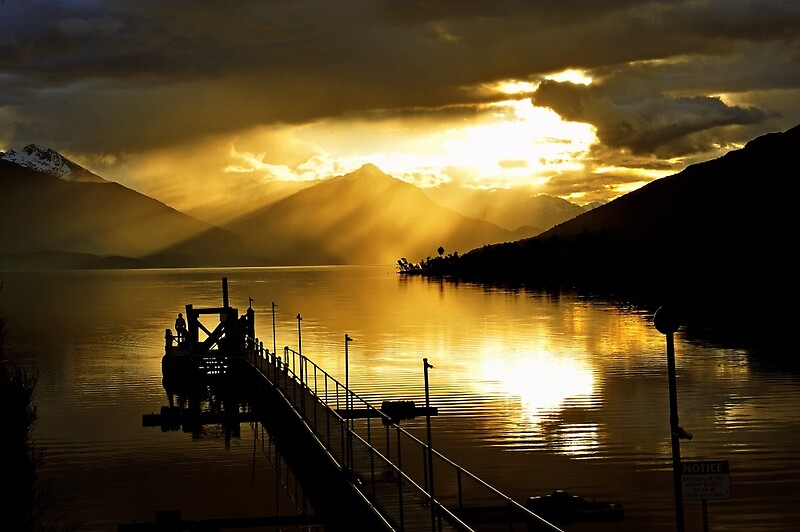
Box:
xmin=681 ymin=460 xmax=730 ymax=500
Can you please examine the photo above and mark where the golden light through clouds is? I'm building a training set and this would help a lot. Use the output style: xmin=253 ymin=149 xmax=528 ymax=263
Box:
xmin=102 ymin=92 xmax=613 ymax=224
xmin=591 ymin=165 xmax=673 ymax=198
xmin=148 ymin=69 xmax=605 ymax=216
xmin=545 ymin=69 xmax=594 ymax=86
xmin=4 ymin=2 xmax=797 ymax=226
xmin=217 ymin=77 xmax=600 ymax=194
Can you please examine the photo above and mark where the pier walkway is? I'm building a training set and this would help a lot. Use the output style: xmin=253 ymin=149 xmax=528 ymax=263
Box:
xmin=239 ymin=340 xmax=563 ymax=532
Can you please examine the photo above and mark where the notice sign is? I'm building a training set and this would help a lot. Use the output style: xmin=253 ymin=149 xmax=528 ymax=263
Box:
xmin=681 ymin=460 xmax=730 ymax=500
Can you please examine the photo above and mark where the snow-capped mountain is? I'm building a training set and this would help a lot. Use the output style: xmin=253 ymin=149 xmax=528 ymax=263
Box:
xmin=0 ymin=150 xmax=260 ymax=268
xmin=0 ymin=144 xmax=106 ymax=183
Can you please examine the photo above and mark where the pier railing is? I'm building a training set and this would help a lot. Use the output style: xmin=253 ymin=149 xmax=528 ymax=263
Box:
xmin=245 ymin=338 xmax=562 ymax=532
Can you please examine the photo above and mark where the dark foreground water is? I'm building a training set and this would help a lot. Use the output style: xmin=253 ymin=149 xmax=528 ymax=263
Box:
xmin=2 ymin=266 xmax=799 ymax=531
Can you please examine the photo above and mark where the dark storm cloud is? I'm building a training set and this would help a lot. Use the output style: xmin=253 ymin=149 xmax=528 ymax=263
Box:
xmin=1 ymin=0 xmax=799 ymax=158
xmin=532 ymin=33 xmax=800 ymax=158
xmin=533 ymin=78 xmax=766 ymax=157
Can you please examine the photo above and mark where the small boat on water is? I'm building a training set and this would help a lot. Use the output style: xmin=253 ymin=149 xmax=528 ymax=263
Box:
xmin=450 ymin=489 xmax=623 ymax=529
xmin=524 ymin=490 xmax=624 ymax=525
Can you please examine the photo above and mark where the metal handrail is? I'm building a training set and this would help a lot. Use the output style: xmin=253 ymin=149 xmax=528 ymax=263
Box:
xmin=256 ymin=356 xmax=396 ymax=531
xmin=244 ymin=337 xmax=562 ymax=532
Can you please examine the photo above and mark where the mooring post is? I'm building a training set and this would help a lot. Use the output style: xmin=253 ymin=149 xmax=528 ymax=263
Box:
xmin=655 ymin=306 xmax=685 ymax=532
xmin=222 ymin=277 xmax=229 ymax=308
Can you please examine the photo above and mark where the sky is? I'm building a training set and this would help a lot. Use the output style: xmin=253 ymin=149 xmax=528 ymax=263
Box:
xmin=1 ymin=0 xmax=799 ymax=221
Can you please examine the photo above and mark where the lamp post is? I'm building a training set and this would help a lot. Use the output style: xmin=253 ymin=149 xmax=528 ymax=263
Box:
xmin=423 ymin=358 xmax=435 ymax=530
xmin=654 ymin=305 xmax=688 ymax=532
xmin=345 ymin=334 xmax=353 ymax=469
xmin=345 ymin=334 xmax=353 ymax=412
xmin=296 ymin=313 xmax=302 ymax=357
xmin=272 ymin=302 xmax=277 ymax=356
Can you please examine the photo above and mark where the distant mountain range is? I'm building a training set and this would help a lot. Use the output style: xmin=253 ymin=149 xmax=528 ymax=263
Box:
xmin=4 ymin=126 xmax=793 ymax=350
xmin=404 ymin=124 xmax=799 ymax=350
xmin=0 ymin=147 xmax=586 ymax=269
xmin=423 ymin=186 xmax=589 ymax=232
xmin=0 ymin=144 xmax=267 ymax=268
xmin=226 ymin=163 xmax=542 ymax=265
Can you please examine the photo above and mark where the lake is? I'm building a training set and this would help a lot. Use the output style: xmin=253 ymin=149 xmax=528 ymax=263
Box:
xmin=2 ymin=266 xmax=799 ymax=531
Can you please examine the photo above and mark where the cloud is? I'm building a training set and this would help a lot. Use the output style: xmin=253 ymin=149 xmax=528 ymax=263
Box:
xmin=530 ymin=35 xmax=800 ymax=158
xmin=533 ymin=78 xmax=766 ymax=157
xmin=1 ymin=0 xmax=799 ymax=207
xmin=2 ymin=2 xmax=795 ymax=150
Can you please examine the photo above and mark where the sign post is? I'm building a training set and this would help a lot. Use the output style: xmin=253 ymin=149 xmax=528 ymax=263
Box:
xmin=681 ymin=460 xmax=730 ymax=532
xmin=654 ymin=306 xmax=688 ymax=532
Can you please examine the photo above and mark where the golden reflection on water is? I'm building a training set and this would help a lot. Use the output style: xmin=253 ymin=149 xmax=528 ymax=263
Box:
xmin=303 ymin=273 xmax=689 ymax=461
xmin=471 ymin=347 xmax=601 ymax=456
xmin=479 ymin=349 xmax=595 ymax=421
xmin=3 ymin=268 xmax=800 ymax=531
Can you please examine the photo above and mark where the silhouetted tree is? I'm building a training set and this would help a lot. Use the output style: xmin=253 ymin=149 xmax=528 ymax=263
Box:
xmin=437 ymin=246 xmax=444 ymax=257
xmin=0 ymin=285 xmax=69 ymax=531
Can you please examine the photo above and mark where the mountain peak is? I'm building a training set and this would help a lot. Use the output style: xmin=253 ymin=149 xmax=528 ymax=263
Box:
xmin=0 ymin=144 xmax=106 ymax=183
xmin=328 ymin=163 xmax=401 ymax=189
xmin=356 ymin=162 xmax=383 ymax=174
xmin=342 ymin=163 xmax=389 ymax=180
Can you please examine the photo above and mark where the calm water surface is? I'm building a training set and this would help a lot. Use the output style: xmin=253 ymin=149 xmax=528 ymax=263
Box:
xmin=2 ymin=267 xmax=799 ymax=531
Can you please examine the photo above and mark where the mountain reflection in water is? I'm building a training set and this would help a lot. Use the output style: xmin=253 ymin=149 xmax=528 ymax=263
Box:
xmin=2 ymin=266 xmax=798 ymax=531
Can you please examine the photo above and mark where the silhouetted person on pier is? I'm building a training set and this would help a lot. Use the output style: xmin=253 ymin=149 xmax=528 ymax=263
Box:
xmin=175 ymin=313 xmax=187 ymax=343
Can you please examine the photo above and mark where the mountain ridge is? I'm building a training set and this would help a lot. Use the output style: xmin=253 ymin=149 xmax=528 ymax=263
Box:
xmin=0 ymin=155 xmax=555 ymax=269
xmin=228 ymin=163 xmax=542 ymax=265
xmin=423 ymin=186 xmax=587 ymax=232
xmin=0 ymin=159 xmax=264 ymax=268
xmin=404 ymin=123 xmax=799 ymax=350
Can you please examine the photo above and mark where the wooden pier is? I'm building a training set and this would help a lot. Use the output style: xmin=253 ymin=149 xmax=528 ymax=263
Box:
xmin=130 ymin=278 xmax=565 ymax=532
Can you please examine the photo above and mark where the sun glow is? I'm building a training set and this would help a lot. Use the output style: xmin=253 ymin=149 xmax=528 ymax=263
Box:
xmin=435 ymin=100 xmax=595 ymax=186
xmin=493 ymin=80 xmax=540 ymax=95
xmin=593 ymin=165 xmax=672 ymax=179
xmin=479 ymin=348 xmax=597 ymax=425
xmin=545 ymin=68 xmax=594 ymax=85
xmin=215 ymin=99 xmax=598 ymax=193
xmin=135 ymin=81 xmax=603 ymax=217
xmin=226 ymin=145 xmax=327 ymax=182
